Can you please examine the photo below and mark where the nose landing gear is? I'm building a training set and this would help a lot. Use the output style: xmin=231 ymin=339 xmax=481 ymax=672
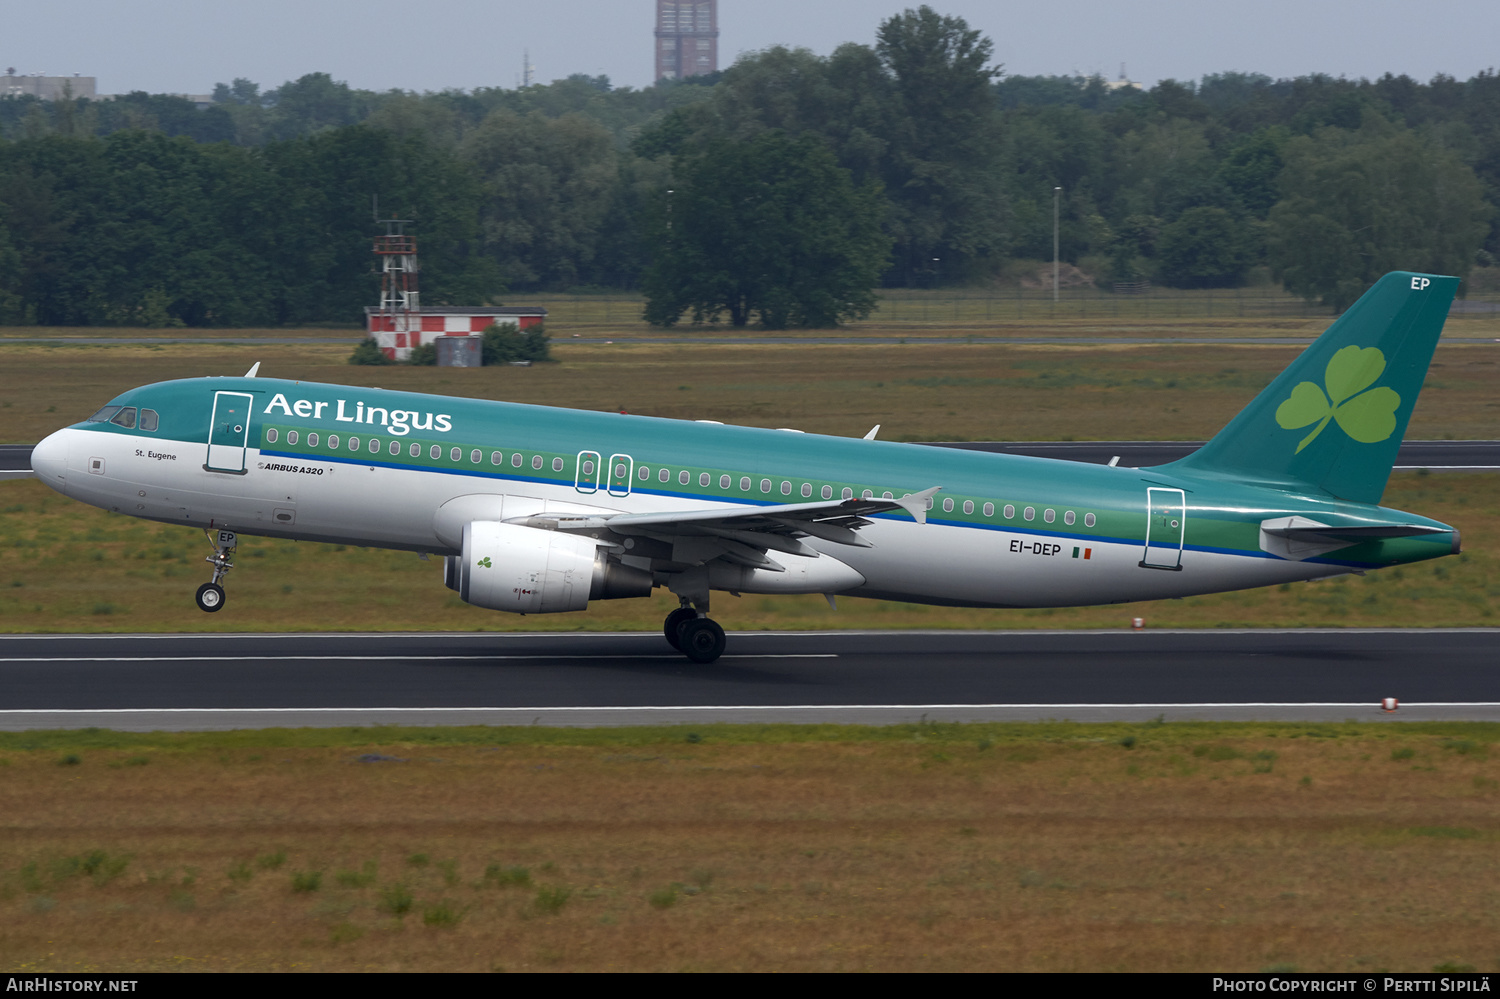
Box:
xmin=196 ymin=529 xmax=236 ymax=613
xmin=663 ymin=596 xmax=726 ymax=663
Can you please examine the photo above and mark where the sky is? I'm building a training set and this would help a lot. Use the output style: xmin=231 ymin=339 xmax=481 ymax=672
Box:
xmin=8 ymin=1 xmax=1499 ymax=97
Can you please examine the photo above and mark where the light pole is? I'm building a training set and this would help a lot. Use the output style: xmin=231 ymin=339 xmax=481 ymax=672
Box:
xmin=1053 ymin=186 xmax=1062 ymax=304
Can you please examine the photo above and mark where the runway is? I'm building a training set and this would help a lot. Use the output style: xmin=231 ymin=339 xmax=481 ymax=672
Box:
xmin=0 ymin=630 xmax=1495 ymax=730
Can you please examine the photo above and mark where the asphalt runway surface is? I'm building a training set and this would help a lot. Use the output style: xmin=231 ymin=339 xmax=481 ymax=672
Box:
xmin=0 ymin=630 xmax=1494 ymax=730
xmin=5 ymin=441 xmax=1500 ymax=474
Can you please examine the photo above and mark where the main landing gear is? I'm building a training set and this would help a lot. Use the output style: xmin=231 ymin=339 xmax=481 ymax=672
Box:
xmin=663 ymin=598 xmax=726 ymax=664
xmin=196 ymin=529 xmax=237 ymax=613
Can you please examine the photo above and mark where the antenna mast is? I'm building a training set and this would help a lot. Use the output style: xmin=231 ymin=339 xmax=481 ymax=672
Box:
xmin=373 ymin=214 xmax=419 ymax=336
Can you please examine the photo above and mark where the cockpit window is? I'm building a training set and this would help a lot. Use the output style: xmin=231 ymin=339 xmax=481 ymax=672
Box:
xmin=87 ymin=406 xmax=122 ymax=423
xmin=139 ymin=409 xmax=159 ymax=432
xmin=109 ymin=407 xmax=137 ymax=429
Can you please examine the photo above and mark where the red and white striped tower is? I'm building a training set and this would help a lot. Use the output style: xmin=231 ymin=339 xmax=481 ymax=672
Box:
xmin=374 ymin=218 xmax=419 ymax=340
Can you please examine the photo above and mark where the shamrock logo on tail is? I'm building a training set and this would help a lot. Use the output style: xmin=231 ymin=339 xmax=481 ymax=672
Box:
xmin=1275 ymin=345 xmax=1401 ymax=453
xmin=477 ymin=556 xmax=492 ymax=568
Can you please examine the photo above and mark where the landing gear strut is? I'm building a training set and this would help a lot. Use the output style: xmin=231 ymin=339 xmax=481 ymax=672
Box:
xmin=197 ymin=529 xmax=236 ymax=613
xmin=663 ymin=596 xmax=725 ymax=663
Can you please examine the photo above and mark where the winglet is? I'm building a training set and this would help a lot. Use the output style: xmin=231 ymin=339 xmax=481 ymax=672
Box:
xmin=863 ymin=425 xmax=880 ymax=440
xmin=244 ymin=362 xmax=261 ymax=378
xmin=896 ymin=486 xmax=942 ymax=525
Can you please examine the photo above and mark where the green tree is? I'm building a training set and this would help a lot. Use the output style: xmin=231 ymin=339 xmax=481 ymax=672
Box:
xmin=1268 ymin=121 xmax=1489 ymax=309
xmin=1156 ymin=206 xmax=1252 ymax=287
xmin=464 ymin=110 xmax=619 ymax=289
xmin=875 ymin=6 xmax=1007 ymax=283
xmin=642 ymin=133 xmax=889 ymax=328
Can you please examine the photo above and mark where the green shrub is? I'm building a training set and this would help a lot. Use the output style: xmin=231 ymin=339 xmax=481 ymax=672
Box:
xmin=407 ymin=342 xmax=437 ymax=366
xmin=534 ymin=884 xmax=571 ymax=914
xmin=482 ymin=864 xmax=531 ymax=888
xmin=379 ymin=883 xmax=414 ymax=916
xmin=349 ymin=339 xmax=392 ymax=365
xmin=481 ymin=322 xmax=551 ymax=365
xmin=422 ymin=900 xmax=462 ymax=927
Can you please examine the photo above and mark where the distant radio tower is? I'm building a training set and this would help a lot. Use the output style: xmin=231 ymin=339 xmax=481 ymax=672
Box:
xmin=523 ymin=50 xmax=534 ymax=87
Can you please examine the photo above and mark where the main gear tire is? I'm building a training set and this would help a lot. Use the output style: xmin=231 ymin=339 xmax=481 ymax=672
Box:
xmin=664 ymin=607 xmax=698 ymax=650
xmin=678 ymin=618 xmax=726 ymax=664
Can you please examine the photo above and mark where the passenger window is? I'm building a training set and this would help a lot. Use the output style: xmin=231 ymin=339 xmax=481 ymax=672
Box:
xmin=429 ymin=445 xmax=440 ymax=459
xmin=699 ymin=472 xmax=710 ymax=487
xmin=391 ymin=441 xmax=402 ymax=456
xmin=1023 ymin=506 xmax=1035 ymax=521
xmin=801 ymin=483 xmax=813 ymax=498
xmin=660 ymin=469 xmax=670 ymax=482
xmin=287 ymin=431 xmax=299 ymax=446
xmin=983 ymin=502 xmax=993 ymax=517
xmin=511 ymin=453 xmax=523 ymax=467
xmin=307 ymin=433 xmax=318 ymax=447
xmin=139 ymin=409 xmax=159 ymax=432
xmin=882 ymin=491 xmax=893 ymax=500
xmin=491 ymin=452 xmax=502 ymax=465
xmin=450 ymin=446 xmax=461 ymax=461
xmin=369 ymin=439 xmax=381 ymax=453
xmin=1044 ymin=508 xmax=1055 ymax=523
xmin=265 ymin=428 xmax=279 ymax=444
xmin=1004 ymin=504 xmax=1015 ymax=519
xmin=781 ymin=481 xmax=792 ymax=496
xmin=638 ymin=466 xmax=649 ymax=480
xmin=720 ymin=475 xmax=731 ymax=489
xmin=472 ymin=450 xmax=483 ymax=464
xmin=1084 ymin=513 xmax=1096 ymax=528
xmin=842 ymin=488 xmax=853 ymax=500
xmin=553 ymin=458 xmax=564 ymax=472
xmin=862 ymin=490 xmax=873 ymax=500
xmin=1064 ymin=510 xmax=1076 ymax=526
xmin=583 ymin=459 xmax=595 ymax=475
xmin=942 ymin=498 xmax=954 ymax=513
xmin=349 ymin=437 xmax=361 ymax=451
xmin=822 ymin=485 xmax=833 ymax=500
xmin=760 ymin=479 xmax=771 ymax=493
xmin=963 ymin=501 xmax=974 ymax=515
xmin=532 ymin=455 xmax=543 ymax=469
xmin=410 ymin=443 xmax=421 ymax=457
xmin=110 ymin=408 xmax=137 ymax=429
xmin=328 ymin=435 xmax=339 ymax=449
xmin=679 ymin=470 xmax=690 ymax=485
xmin=740 ymin=477 xmax=751 ymax=491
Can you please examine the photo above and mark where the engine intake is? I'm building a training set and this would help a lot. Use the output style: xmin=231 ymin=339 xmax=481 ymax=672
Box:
xmin=457 ymin=521 xmax=650 ymax=614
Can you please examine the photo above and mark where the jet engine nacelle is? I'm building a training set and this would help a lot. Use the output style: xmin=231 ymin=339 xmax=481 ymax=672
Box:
xmin=457 ymin=521 xmax=651 ymax=614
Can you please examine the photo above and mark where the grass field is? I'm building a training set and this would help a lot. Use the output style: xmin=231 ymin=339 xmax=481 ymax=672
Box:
xmin=0 ymin=722 xmax=1495 ymax=972
xmin=4 ymin=335 xmax=1500 ymax=444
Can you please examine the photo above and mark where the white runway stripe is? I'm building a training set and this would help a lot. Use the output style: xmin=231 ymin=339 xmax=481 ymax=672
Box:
xmin=0 ymin=654 xmax=837 ymax=663
xmin=2 ymin=702 xmax=1496 ymax=714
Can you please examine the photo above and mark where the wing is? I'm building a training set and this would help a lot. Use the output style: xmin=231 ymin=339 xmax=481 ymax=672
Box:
xmin=512 ymin=486 xmax=942 ymax=571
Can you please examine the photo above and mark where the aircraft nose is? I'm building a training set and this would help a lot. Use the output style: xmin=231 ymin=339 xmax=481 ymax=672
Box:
xmin=30 ymin=430 xmax=70 ymax=493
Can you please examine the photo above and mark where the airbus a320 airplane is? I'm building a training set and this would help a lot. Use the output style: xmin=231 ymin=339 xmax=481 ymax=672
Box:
xmin=29 ymin=272 xmax=1460 ymax=662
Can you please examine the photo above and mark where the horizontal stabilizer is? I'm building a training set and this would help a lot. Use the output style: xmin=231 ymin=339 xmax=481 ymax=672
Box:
xmin=1259 ymin=515 xmax=1448 ymax=561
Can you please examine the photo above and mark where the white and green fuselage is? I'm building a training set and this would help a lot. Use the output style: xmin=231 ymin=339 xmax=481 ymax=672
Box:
xmin=28 ymin=272 xmax=1461 ymax=625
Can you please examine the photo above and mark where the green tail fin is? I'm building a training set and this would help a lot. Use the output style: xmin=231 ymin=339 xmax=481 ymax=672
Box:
xmin=1166 ymin=271 xmax=1457 ymax=504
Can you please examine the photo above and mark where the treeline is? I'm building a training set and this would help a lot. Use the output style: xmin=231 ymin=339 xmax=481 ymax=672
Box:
xmin=0 ymin=6 xmax=1496 ymax=326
